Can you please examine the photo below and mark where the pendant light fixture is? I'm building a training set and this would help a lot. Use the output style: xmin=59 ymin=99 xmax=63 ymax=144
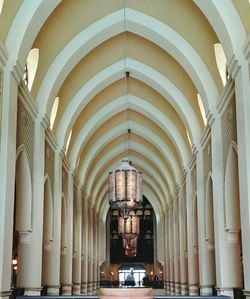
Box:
xmin=118 ymin=211 xmax=139 ymax=241
xmin=109 ymin=158 xmax=142 ymax=219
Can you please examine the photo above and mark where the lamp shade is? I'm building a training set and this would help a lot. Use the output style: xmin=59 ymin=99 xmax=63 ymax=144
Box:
xmin=125 ymin=246 xmax=137 ymax=257
xmin=118 ymin=212 xmax=139 ymax=241
xmin=109 ymin=158 xmax=142 ymax=219
xmin=122 ymin=235 xmax=137 ymax=249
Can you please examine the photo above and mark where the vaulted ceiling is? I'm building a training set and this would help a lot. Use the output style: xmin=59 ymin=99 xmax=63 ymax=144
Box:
xmin=1 ymin=0 xmax=249 ymax=221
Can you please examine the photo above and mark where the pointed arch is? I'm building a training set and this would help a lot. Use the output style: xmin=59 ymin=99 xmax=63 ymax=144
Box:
xmin=69 ymin=93 xmax=190 ymax=169
xmin=36 ymin=8 xmax=217 ymax=122
xmin=59 ymin=60 xmax=200 ymax=157
xmin=78 ymin=121 xmax=180 ymax=185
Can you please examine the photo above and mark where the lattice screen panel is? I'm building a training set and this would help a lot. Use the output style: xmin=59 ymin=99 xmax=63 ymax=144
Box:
xmin=221 ymin=96 xmax=237 ymax=170
xmin=16 ymin=99 xmax=35 ymax=177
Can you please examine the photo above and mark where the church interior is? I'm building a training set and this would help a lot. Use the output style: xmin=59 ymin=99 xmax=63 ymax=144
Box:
xmin=0 ymin=1 xmax=250 ymax=299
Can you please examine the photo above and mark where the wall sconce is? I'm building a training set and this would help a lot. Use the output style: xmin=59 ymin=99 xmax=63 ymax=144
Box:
xmin=12 ymin=258 xmax=18 ymax=271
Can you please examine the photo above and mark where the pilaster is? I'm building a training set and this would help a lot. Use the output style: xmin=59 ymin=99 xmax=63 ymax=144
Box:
xmin=0 ymin=66 xmax=19 ymax=296
xmin=232 ymin=56 xmax=250 ymax=294
xmin=178 ymin=183 xmax=188 ymax=295
xmin=186 ymin=167 xmax=199 ymax=295
xmin=196 ymin=148 xmax=216 ymax=293
xmin=81 ymin=197 xmax=88 ymax=294
xmin=42 ymin=148 xmax=62 ymax=296
xmin=72 ymin=184 xmax=82 ymax=295
xmin=60 ymin=169 xmax=74 ymax=295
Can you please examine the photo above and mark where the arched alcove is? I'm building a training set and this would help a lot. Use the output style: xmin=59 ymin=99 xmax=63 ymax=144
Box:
xmin=73 ymin=212 xmax=78 ymax=255
xmin=14 ymin=148 xmax=33 ymax=288
xmin=61 ymin=194 xmax=68 ymax=253
xmin=224 ymin=143 xmax=241 ymax=243
xmin=42 ymin=176 xmax=54 ymax=287
xmin=43 ymin=176 xmax=54 ymax=249
xmin=15 ymin=148 xmax=32 ymax=242
xmin=223 ymin=143 xmax=243 ymax=288
xmin=204 ymin=174 xmax=216 ymax=292
xmin=205 ymin=174 xmax=215 ymax=248
xmin=193 ymin=195 xmax=198 ymax=251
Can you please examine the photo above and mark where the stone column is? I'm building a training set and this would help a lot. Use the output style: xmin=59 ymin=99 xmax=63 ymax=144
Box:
xmin=60 ymin=170 xmax=74 ymax=295
xmin=196 ymin=148 xmax=216 ymax=295
xmin=0 ymin=65 xmax=20 ymax=299
xmin=173 ymin=196 xmax=180 ymax=295
xmin=168 ymin=207 xmax=174 ymax=295
xmin=230 ymin=54 xmax=250 ymax=299
xmin=179 ymin=182 xmax=188 ymax=295
xmin=164 ymin=212 xmax=170 ymax=294
xmin=72 ymin=184 xmax=82 ymax=295
xmin=43 ymin=148 xmax=62 ymax=296
xmin=210 ymin=114 xmax=241 ymax=298
xmin=15 ymin=110 xmax=46 ymax=295
xmin=93 ymin=215 xmax=98 ymax=293
xmin=87 ymin=206 xmax=93 ymax=294
xmin=81 ymin=196 xmax=88 ymax=294
xmin=186 ymin=166 xmax=199 ymax=295
xmin=96 ymin=216 xmax=100 ymax=291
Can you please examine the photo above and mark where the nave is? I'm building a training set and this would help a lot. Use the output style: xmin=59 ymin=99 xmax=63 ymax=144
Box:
xmin=0 ymin=1 xmax=250 ymax=299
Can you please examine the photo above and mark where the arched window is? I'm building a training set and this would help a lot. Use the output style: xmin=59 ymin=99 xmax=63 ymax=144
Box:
xmin=214 ymin=43 xmax=227 ymax=86
xmin=0 ymin=0 xmax=4 ymax=15
xmin=24 ymin=48 xmax=39 ymax=91
xmin=65 ymin=130 xmax=72 ymax=154
xmin=50 ymin=97 xmax=59 ymax=130
xmin=197 ymin=93 xmax=207 ymax=126
xmin=186 ymin=130 xmax=192 ymax=149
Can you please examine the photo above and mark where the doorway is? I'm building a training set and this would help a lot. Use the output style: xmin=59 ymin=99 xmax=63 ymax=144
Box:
xmin=118 ymin=264 xmax=146 ymax=287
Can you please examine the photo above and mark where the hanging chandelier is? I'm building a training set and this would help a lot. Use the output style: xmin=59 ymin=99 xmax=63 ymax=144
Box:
xmin=109 ymin=158 xmax=142 ymax=219
xmin=125 ymin=246 xmax=137 ymax=257
xmin=123 ymin=236 xmax=138 ymax=257
xmin=118 ymin=211 xmax=139 ymax=241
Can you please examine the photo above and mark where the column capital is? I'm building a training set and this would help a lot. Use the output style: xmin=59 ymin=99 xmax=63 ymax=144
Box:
xmin=200 ymin=125 xmax=211 ymax=148
xmin=45 ymin=128 xmax=58 ymax=151
xmin=228 ymin=54 xmax=241 ymax=79
xmin=19 ymin=230 xmax=32 ymax=244
xmin=11 ymin=60 xmax=23 ymax=84
xmin=40 ymin=113 xmax=50 ymax=130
